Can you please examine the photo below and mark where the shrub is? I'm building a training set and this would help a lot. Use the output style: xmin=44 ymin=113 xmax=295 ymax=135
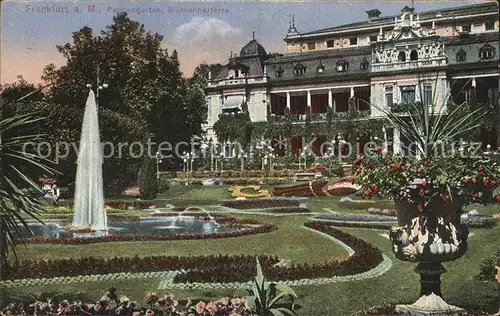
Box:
xmin=157 ymin=177 xmax=170 ymax=193
xmin=139 ymin=156 xmax=158 ymax=200
xmin=316 ymin=156 xmax=345 ymax=177
xmin=476 ymin=249 xmax=500 ymax=281
xmin=104 ymin=178 xmax=128 ymax=197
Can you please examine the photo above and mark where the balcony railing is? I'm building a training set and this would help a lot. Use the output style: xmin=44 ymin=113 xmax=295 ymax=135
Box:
xmin=372 ymin=58 xmax=447 ymax=72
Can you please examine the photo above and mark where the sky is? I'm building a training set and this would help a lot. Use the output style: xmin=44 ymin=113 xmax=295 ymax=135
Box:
xmin=1 ymin=0 xmax=484 ymax=84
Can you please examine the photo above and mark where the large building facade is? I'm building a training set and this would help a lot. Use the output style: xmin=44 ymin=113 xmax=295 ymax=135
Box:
xmin=205 ymin=2 xmax=499 ymax=156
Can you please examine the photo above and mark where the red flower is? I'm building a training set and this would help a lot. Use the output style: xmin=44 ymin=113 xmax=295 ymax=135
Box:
xmin=353 ymin=157 xmax=364 ymax=165
xmin=471 ymin=178 xmax=477 ymax=184
xmin=423 ymin=159 xmax=430 ymax=166
xmin=354 ymin=168 xmax=362 ymax=175
xmin=495 ymin=194 xmax=500 ymax=202
xmin=370 ymin=184 xmax=377 ymax=191
xmin=477 ymin=165 xmax=486 ymax=173
xmin=417 ymin=204 xmax=423 ymax=212
xmin=417 ymin=167 xmax=423 ymax=173
xmin=418 ymin=189 xmax=425 ymax=197
xmin=375 ymin=147 xmax=384 ymax=152
xmin=482 ymin=177 xmax=489 ymax=185
xmin=442 ymin=195 xmax=449 ymax=202
xmin=472 ymin=193 xmax=478 ymax=199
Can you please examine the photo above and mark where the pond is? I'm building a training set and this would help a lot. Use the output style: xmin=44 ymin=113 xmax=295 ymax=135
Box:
xmin=21 ymin=216 xmax=241 ymax=239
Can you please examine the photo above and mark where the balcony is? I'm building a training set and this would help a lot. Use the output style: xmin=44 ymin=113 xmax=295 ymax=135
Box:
xmin=371 ymin=57 xmax=447 ymax=72
xmin=208 ymin=76 xmax=267 ymax=87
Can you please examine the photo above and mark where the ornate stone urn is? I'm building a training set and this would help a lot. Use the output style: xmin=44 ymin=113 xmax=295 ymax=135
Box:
xmin=389 ymin=193 xmax=469 ymax=315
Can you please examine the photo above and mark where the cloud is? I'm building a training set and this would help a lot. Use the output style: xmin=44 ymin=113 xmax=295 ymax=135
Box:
xmin=165 ymin=17 xmax=246 ymax=77
xmin=173 ymin=17 xmax=244 ymax=43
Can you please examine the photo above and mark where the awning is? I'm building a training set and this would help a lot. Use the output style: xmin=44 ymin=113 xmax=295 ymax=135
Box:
xmin=221 ymin=95 xmax=243 ymax=112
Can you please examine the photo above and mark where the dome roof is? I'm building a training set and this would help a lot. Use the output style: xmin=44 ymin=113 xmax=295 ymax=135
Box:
xmin=240 ymin=39 xmax=267 ymax=57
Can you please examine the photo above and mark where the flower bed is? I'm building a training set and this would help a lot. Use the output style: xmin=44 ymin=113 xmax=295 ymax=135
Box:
xmin=173 ymin=221 xmax=383 ymax=283
xmin=173 ymin=177 xmax=288 ymax=186
xmin=367 ymin=207 xmax=397 ymax=216
xmin=314 ymin=213 xmax=397 ymax=223
xmin=221 ymin=198 xmax=301 ymax=209
xmin=462 ymin=214 xmax=497 ymax=228
xmin=57 ymin=200 xmax=156 ymax=210
xmin=265 ymin=207 xmax=310 ymax=213
xmin=315 ymin=221 xmax=394 ymax=230
xmin=3 ymin=292 xmax=251 ymax=316
xmin=176 ymin=170 xmax=292 ymax=178
xmin=4 ymin=255 xmax=279 ymax=281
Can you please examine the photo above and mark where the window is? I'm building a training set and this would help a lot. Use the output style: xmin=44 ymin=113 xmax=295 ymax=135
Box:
xmin=349 ymin=37 xmax=357 ymax=45
xmin=317 ymin=61 xmax=325 ymax=74
xmin=385 ymin=86 xmax=394 ymax=108
xmin=485 ymin=21 xmax=495 ymax=31
xmin=360 ymin=57 xmax=369 ymax=70
xmin=404 ymin=14 xmax=411 ymax=26
xmin=456 ymin=48 xmax=466 ymax=62
xmin=326 ymin=40 xmax=334 ymax=48
xmin=336 ymin=60 xmax=349 ymax=72
xmin=294 ymin=63 xmax=306 ymax=76
xmin=400 ymin=86 xmax=416 ymax=104
xmin=462 ymin=24 xmax=471 ymax=32
xmin=398 ymin=51 xmax=406 ymax=62
xmin=410 ymin=50 xmax=418 ymax=61
xmin=479 ymin=43 xmax=496 ymax=60
xmin=369 ymin=35 xmax=377 ymax=42
xmin=308 ymin=42 xmax=316 ymax=50
xmin=276 ymin=66 xmax=284 ymax=78
xmin=423 ymin=85 xmax=433 ymax=106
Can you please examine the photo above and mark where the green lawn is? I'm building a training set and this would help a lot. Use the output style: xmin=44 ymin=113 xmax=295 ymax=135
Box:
xmin=11 ymin=185 xmax=500 ymax=315
xmin=9 ymin=222 xmax=500 ymax=315
xmin=13 ymin=215 xmax=348 ymax=264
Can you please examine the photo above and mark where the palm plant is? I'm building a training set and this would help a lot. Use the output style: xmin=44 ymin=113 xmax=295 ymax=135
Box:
xmin=0 ymin=99 xmax=58 ymax=281
xmin=355 ymin=78 xmax=499 ymax=207
xmin=236 ymin=258 xmax=298 ymax=316
xmin=375 ymin=79 xmax=488 ymax=158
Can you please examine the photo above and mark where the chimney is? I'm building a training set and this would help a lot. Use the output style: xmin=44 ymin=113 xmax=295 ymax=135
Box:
xmin=366 ymin=9 xmax=381 ymax=21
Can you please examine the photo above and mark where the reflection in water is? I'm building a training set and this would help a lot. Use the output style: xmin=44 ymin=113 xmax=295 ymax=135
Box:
xmin=21 ymin=217 xmax=240 ymax=239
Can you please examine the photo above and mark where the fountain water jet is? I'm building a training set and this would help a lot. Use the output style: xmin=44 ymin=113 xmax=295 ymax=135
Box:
xmin=181 ymin=206 xmax=220 ymax=227
xmin=72 ymin=90 xmax=107 ymax=230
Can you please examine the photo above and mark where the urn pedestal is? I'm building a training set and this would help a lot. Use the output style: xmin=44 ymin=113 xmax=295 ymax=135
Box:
xmin=389 ymin=197 xmax=469 ymax=316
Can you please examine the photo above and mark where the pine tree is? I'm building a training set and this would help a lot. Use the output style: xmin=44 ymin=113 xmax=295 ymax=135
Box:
xmin=139 ymin=154 xmax=157 ymax=200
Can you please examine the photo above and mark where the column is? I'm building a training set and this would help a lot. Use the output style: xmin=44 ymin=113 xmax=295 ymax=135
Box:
xmin=219 ymin=95 xmax=223 ymax=115
xmin=286 ymin=92 xmax=291 ymax=111
xmin=393 ymin=128 xmax=401 ymax=154
xmin=307 ymin=90 xmax=311 ymax=107
xmin=383 ymin=126 xmax=388 ymax=154
xmin=350 ymin=87 xmax=355 ymax=98
xmin=328 ymin=89 xmax=333 ymax=108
